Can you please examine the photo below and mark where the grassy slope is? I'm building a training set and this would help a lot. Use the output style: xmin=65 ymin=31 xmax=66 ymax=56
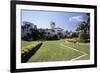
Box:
xmin=28 ymin=40 xmax=89 ymax=62
xmin=21 ymin=41 xmax=35 ymax=47
xmin=21 ymin=40 xmax=41 ymax=48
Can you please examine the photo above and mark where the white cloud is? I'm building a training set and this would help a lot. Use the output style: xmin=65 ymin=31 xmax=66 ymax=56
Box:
xmin=69 ymin=16 xmax=84 ymax=22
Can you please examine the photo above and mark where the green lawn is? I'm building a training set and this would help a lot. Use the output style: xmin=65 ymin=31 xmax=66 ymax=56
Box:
xmin=23 ymin=39 xmax=90 ymax=62
xmin=21 ymin=40 xmax=41 ymax=48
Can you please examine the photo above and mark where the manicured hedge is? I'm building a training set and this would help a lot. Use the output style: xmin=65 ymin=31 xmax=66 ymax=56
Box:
xmin=66 ymin=38 xmax=90 ymax=43
xmin=21 ymin=41 xmax=42 ymax=62
xmin=66 ymin=38 xmax=77 ymax=43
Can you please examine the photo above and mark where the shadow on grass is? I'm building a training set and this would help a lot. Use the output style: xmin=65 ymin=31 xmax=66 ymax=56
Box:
xmin=21 ymin=43 xmax=42 ymax=63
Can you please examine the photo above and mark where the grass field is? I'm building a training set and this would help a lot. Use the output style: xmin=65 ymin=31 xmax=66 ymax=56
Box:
xmin=21 ymin=39 xmax=90 ymax=62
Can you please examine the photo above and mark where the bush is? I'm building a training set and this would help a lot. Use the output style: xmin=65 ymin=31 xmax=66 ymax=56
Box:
xmin=21 ymin=42 xmax=42 ymax=62
xmin=79 ymin=32 xmax=89 ymax=40
xmin=78 ymin=32 xmax=90 ymax=43
xmin=66 ymin=38 xmax=77 ymax=43
xmin=21 ymin=41 xmax=41 ymax=55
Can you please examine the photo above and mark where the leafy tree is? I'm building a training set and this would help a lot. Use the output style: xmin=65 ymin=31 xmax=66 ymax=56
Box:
xmin=76 ymin=21 xmax=87 ymax=32
xmin=76 ymin=14 xmax=90 ymax=42
xmin=31 ymin=29 xmax=39 ymax=40
xmin=76 ymin=13 xmax=90 ymax=34
xmin=65 ymin=30 xmax=72 ymax=38
xmin=71 ymin=32 xmax=78 ymax=38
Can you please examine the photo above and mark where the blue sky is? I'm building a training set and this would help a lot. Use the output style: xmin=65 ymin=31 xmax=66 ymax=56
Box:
xmin=21 ymin=10 xmax=89 ymax=32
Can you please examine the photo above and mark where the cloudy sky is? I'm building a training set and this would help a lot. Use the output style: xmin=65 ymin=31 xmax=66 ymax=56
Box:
xmin=21 ymin=10 xmax=89 ymax=32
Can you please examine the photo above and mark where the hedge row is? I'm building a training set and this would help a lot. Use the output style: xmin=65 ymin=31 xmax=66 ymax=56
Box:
xmin=21 ymin=42 xmax=42 ymax=62
xmin=21 ymin=41 xmax=41 ymax=55
xmin=66 ymin=38 xmax=90 ymax=43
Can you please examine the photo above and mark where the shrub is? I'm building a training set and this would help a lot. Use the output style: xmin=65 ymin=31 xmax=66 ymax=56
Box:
xmin=21 ymin=42 xmax=42 ymax=62
xmin=79 ymin=32 xmax=90 ymax=43
xmin=79 ymin=32 xmax=89 ymax=40
xmin=21 ymin=41 xmax=41 ymax=56
xmin=66 ymin=38 xmax=77 ymax=43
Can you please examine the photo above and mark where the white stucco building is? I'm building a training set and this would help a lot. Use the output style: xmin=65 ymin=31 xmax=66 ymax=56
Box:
xmin=21 ymin=21 xmax=66 ymax=40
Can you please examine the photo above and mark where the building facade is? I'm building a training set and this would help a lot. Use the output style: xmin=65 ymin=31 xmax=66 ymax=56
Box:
xmin=21 ymin=21 xmax=67 ymax=40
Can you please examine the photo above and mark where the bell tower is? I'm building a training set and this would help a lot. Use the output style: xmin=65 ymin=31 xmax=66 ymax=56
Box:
xmin=50 ymin=22 xmax=55 ymax=29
